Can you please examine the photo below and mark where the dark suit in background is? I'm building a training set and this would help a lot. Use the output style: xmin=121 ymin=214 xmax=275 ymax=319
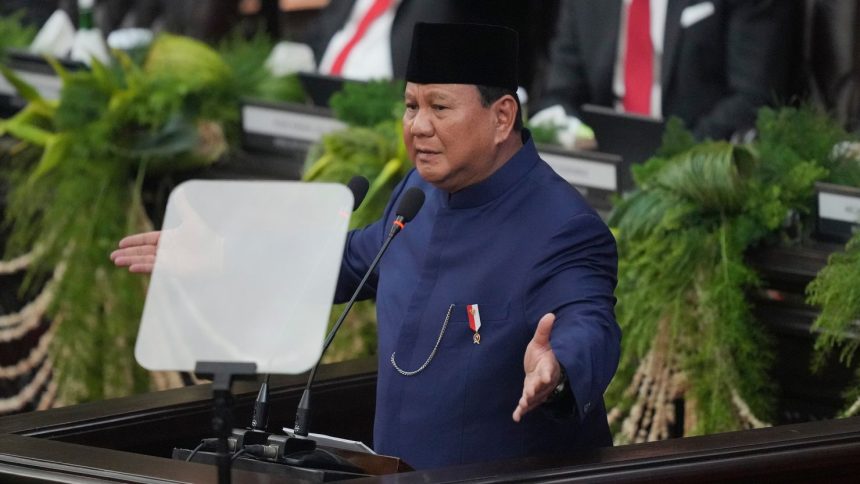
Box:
xmin=301 ymin=0 xmax=458 ymax=80
xmin=1 ymin=0 xmax=65 ymax=27
xmin=92 ymin=0 xmax=241 ymax=43
xmin=533 ymin=0 xmax=799 ymax=139
xmin=805 ymin=0 xmax=860 ymax=131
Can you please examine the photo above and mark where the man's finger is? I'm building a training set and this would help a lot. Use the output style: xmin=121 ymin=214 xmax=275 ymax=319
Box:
xmin=113 ymin=255 xmax=156 ymax=267
xmin=523 ymin=381 xmax=536 ymax=399
xmin=513 ymin=377 xmax=556 ymax=422
xmin=539 ymin=361 xmax=555 ymax=385
xmin=111 ymin=245 xmax=157 ymax=261
xmin=514 ymin=388 xmax=531 ymax=422
xmin=113 ymin=254 xmax=156 ymax=265
xmin=531 ymin=313 xmax=555 ymax=346
xmin=513 ymin=394 xmax=532 ymax=422
xmin=525 ymin=382 xmax=555 ymax=406
xmin=513 ymin=406 xmax=523 ymax=422
xmin=515 ymin=313 xmax=560 ymax=423
xmin=520 ymin=388 xmax=550 ymax=411
xmin=118 ymin=231 xmax=160 ymax=249
xmin=513 ymin=391 xmax=551 ymax=422
xmin=129 ymin=263 xmax=155 ymax=273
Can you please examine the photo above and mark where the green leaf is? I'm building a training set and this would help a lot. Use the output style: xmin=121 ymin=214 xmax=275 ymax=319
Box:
xmin=329 ymin=79 xmax=405 ymax=127
xmin=54 ymin=72 xmax=113 ymax=130
xmin=0 ymin=10 xmax=37 ymax=54
xmin=1 ymin=117 xmax=53 ymax=145
xmin=89 ymin=56 xmax=117 ymax=92
xmin=44 ymin=56 xmax=71 ymax=82
xmin=365 ymin=158 xmax=405 ymax=205
xmin=27 ymin=133 xmax=69 ymax=183
xmin=655 ymin=143 xmax=756 ymax=213
xmin=115 ymin=113 xmax=198 ymax=158
xmin=0 ymin=63 xmax=43 ymax=103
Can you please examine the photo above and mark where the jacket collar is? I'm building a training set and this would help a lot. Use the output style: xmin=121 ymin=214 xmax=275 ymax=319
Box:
xmin=441 ymin=130 xmax=538 ymax=210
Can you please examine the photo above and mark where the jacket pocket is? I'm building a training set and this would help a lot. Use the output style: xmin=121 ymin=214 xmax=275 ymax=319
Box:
xmin=441 ymin=303 xmax=511 ymax=348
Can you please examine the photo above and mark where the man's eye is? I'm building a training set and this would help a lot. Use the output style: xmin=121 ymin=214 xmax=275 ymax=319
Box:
xmin=405 ymin=103 xmax=417 ymax=110
xmin=432 ymin=105 xmax=448 ymax=111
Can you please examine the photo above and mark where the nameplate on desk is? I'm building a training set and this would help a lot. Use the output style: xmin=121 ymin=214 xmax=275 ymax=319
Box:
xmin=0 ymin=51 xmax=83 ymax=107
xmin=816 ymin=182 xmax=860 ymax=242
xmin=0 ymin=70 xmax=63 ymax=101
xmin=242 ymin=101 xmax=346 ymax=150
xmin=539 ymin=147 xmax=623 ymax=192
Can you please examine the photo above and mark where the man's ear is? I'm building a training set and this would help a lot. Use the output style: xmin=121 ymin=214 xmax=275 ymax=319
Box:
xmin=493 ymin=94 xmax=518 ymax=142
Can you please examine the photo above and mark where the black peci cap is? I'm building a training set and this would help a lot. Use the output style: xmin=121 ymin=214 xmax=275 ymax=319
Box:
xmin=405 ymin=22 xmax=519 ymax=91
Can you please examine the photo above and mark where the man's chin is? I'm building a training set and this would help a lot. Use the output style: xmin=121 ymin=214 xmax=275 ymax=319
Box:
xmin=416 ymin=168 xmax=451 ymax=190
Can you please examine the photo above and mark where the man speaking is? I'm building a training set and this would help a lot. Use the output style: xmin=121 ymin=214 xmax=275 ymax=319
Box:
xmin=112 ymin=22 xmax=620 ymax=470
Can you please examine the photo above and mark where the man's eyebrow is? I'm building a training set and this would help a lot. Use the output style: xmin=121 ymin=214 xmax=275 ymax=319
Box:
xmin=424 ymin=90 xmax=456 ymax=103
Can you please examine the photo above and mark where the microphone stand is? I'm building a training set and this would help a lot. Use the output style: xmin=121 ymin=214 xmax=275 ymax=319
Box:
xmin=295 ymin=226 xmax=400 ymax=436
xmin=294 ymin=187 xmax=424 ymax=438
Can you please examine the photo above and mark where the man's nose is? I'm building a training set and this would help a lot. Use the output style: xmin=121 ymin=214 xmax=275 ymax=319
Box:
xmin=410 ymin=109 xmax=434 ymax=136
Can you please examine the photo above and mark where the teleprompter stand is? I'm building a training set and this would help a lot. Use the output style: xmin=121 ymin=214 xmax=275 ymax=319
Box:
xmin=195 ymin=361 xmax=258 ymax=484
xmin=181 ymin=361 xmax=375 ymax=482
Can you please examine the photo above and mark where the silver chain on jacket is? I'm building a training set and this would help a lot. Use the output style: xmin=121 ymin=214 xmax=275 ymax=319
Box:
xmin=390 ymin=304 xmax=454 ymax=376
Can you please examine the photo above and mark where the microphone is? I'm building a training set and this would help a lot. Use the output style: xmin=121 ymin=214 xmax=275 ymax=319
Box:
xmin=294 ymin=186 xmax=426 ymax=437
xmin=249 ymin=375 xmax=270 ymax=431
xmin=388 ymin=187 xmax=425 ymax=237
xmin=347 ymin=175 xmax=370 ymax=212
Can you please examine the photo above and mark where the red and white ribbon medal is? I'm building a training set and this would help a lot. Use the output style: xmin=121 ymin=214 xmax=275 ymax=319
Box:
xmin=466 ymin=304 xmax=482 ymax=344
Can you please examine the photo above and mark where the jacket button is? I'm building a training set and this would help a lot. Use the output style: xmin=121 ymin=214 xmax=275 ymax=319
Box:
xmin=583 ymin=402 xmax=592 ymax=413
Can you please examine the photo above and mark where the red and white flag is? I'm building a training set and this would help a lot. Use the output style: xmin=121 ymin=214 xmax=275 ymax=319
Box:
xmin=467 ymin=304 xmax=482 ymax=344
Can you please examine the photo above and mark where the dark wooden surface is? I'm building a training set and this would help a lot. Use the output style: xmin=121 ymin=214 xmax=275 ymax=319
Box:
xmin=747 ymin=241 xmax=859 ymax=424
xmin=0 ymin=355 xmax=859 ymax=483
xmin=350 ymin=416 xmax=860 ymax=483
xmin=0 ymin=357 xmax=378 ymax=453
xmin=0 ymin=358 xmax=378 ymax=483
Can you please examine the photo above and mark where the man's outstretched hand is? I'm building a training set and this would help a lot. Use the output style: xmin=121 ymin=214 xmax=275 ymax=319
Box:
xmin=513 ymin=313 xmax=563 ymax=422
xmin=110 ymin=231 xmax=161 ymax=273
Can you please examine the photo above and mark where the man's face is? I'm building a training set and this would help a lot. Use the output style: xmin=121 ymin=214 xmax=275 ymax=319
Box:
xmin=402 ymin=82 xmax=501 ymax=193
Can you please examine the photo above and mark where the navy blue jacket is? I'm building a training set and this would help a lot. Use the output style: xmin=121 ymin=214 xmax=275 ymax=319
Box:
xmin=335 ymin=133 xmax=620 ymax=469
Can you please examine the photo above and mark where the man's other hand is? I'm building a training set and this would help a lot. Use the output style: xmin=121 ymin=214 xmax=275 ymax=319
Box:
xmin=513 ymin=313 xmax=562 ymax=422
xmin=110 ymin=231 xmax=161 ymax=273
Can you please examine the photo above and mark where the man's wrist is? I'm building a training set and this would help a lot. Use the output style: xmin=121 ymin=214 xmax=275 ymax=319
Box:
xmin=543 ymin=363 xmax=575 ymax=418
xmin=548 ymin=364 xmax=568 ymax=401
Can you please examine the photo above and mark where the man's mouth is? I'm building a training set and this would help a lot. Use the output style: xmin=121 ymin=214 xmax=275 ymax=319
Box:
xmin=415 ymin=148 xmax=440 ymax=158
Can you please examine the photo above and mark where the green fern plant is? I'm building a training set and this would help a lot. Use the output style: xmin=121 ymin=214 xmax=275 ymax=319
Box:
xmin=807 ymin=217 xmax=860 ymax=417
xmin=0 ymin=11 xmax=37 ymax=58
xmin=607 ymin=107 xmax=852 ymax=442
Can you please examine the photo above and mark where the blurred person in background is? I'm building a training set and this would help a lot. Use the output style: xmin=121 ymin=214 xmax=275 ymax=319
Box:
xmin=96 ymin=0 xmax=242 ymax=42
xmin=531 ymin=0 xmax=800 ymax=143
xmin=1 ymin=0 xmax=63 ymax=26
xmin=804 ymin=0 xmax=860 ymax=132
xmin=301 ymin=0 xmax=558 ymax=94
xmin=5 ymin=1 xmax=559 ymax=97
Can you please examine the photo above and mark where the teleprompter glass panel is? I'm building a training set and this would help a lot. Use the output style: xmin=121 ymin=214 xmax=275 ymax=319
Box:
xmin=135 ymin=180 xmax=353 ymax=375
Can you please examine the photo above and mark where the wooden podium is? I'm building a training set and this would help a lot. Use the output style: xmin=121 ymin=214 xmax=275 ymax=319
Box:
xmin=1 ymin=356 xmax=860 ymax=482
xmin=0 ymin=358 xmax=385 ymax=483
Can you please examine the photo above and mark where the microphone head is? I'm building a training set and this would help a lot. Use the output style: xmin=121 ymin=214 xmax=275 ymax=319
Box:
xmin=395 ymin=187 xmax=426 ymax=223
xmin=347 ymin=176 xmax=370 ymax=211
